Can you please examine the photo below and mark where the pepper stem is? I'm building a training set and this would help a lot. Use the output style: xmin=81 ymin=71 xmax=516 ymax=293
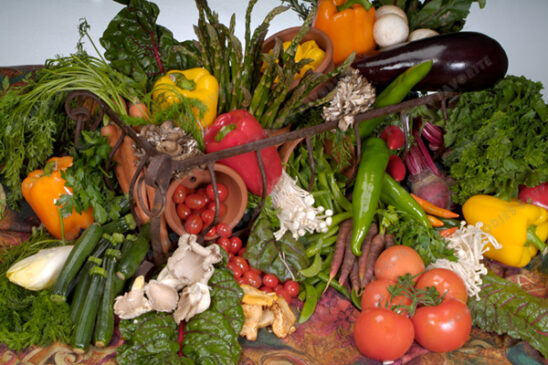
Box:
xmin=336 ymin=0 xmax=372 ymax=11
xmin=526 ymin=225 xmax=547 ymax=251
xmin=215 ymin=124 xmax=237 ymax=142
xmin=170 ymin=72 xmax=196 ymax=90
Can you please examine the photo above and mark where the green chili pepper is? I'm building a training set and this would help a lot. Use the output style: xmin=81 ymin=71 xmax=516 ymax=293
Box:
xmin=380 ymin=173 xmax=430 ymax=228
xmin=350 ymin=137 xmax=390 ymax=256
xmin=298 ymin=283 xmax=319 ymax=323
xmin=437 ymin=217 xmax=460 ymax=228
xmin=351 ymin=289 xmax=362 ymax=310
xmin=358 ymin=60 xmax=433 ymax=139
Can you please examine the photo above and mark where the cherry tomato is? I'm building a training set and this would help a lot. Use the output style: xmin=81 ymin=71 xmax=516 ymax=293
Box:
xmin=227 ymin=236 xmax=242 ymax=255
xmin=353 ymin=307 xmax=414 ymax=361
xmin=374 ymin=245 xmax=425 ymax=282
xmin=184 ymin=214 xmax=203 ymax=235
xmin=176 ymin=203 xmax=192 ymax=221
xmin=237 ymin=247 xmax=246 ymax=257
xmin=207 ymin=202 xmax=227 ymax=217
xmin=361 ymin=279 xmax=412 ymax=312
xmin=216 ymin=223 xmax=232 ymax=238
xmin=247 ymin=266 xmax=262 ymax=276
xmin=206 ymin=183 xmax=229 ymax=202
xmin=229 ymin=256 xmax=249 ymax=273
xmin=236 ymin=276 xmax=246 ymax=285
xmin=260 ymin=285 xmax=274 ymax=293
xmin=185 ymin=193 xmax=207 ymax=210
xmin=197 ymin=187 xmax=210 ymax=203
xmin=412 ymin=298 xmax=472 ymax=353
xmin=243 ymin=270 xmax=262 ymax=288
xmin=283 ymin=280 xmax=300 ymax=297
xmin=200 ymin=209 xmax=216 ymax=227
xmin=172 ymin=184 xmax=188 ymax=204
xmin=227 ymin=261 xmax=244 ymax=278
xmin=204 ymin=226 xmax=217 ymax=240
xmin=274 ymin=285 xmax=292 ymax=303
xmin=415 ymin=268 xmax=468 ymax=303
xmin=216 ymin=237 xmax=230 ymax=252
xmin=262 ymin=273 xmax=279 ymax=289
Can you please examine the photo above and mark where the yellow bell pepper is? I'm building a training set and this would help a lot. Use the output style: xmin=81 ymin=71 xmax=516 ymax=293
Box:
xmin=21 ymin=156 xmax=94 ymax=241
xmin=462 ymin=194 xmax=548 ymax=267
xmin=152 ymin=68 xmax=219 ymax=128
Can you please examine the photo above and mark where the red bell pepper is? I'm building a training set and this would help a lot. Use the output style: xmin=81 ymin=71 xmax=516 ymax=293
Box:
xmin=519 ymin=182 xmax=548 ymax=210
xmin=204 ymin=110 xmax=282 ymax=196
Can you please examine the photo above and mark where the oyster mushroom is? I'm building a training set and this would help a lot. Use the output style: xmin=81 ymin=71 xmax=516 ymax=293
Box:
xmin=113 ymin=276 xmax=152 ymax=319
xmin=173 ymin=282 xmax=211 ymax=323
xmin=145 ymin=279 xmax=179 ymax=312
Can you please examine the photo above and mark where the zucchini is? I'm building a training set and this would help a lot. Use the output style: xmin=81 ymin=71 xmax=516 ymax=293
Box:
xmin=94 ymin=248 xmax=122 ymax=347
xmin=51 ymin=223 xmax=104 ymax=302
xmin=72 ymin=265 xmax=106 ymax=353
xmin=70 ymin=255 xmax=102 ymax=323
xmin=102 ymin=213 xmax=136 ymax=235
xmin=116 ymin=223 xmax=150 ymax=281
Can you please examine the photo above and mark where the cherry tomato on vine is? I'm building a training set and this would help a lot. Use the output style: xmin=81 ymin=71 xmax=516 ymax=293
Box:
xmin=374 ymin=245 xmax=425 ymax=282
xmin=227 ymin=236 xmax=242 ymax=255
xmin=207 ymin=202 xmax=227 ymax=217
xmin=262 ymin=273 xmax=279 ymax=289
xmin=412 ymin=298 xmax=472 ymax=353
xmin=185 ymin=193 xmax=207 ymax=210
xmin=216 ymin=223 xmax=232 ymax=238
xmin=176 ymin=203 xmax=191 ymax=221
xmin=415 ymin=268 xmax=468 ymax=303
xmin=172 ymin=184 xmax=188 ymax=204
xmin=353 ymin=307 xmax=414 ymax=361
xmin=361 ymin=279 xmax=412 ymax=311
xmin=243 ymin=270 xmax=262 ymax=288
xmin=184 ymin=215 xmax=203 ymax=234
xmin=206 ymin=183 xmax=229 ymax=202
xmin=283 ymin=280 xmax=300 ymax=297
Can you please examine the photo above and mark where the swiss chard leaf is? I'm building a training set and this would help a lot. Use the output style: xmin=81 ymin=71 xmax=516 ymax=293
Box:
xmin=468 ymin=272 xmax=548 ymax=359
xmin=100 ymin=0 xmax=198 ymax=89
xmin=244 ymin=216 xmax=309 ymax=281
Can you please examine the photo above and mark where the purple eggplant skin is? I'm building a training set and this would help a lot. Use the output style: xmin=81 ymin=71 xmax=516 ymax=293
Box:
xmin=352 ymin=32 xmax=508 ymax=92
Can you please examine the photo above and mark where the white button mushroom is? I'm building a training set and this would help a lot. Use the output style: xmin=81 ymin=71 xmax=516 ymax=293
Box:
xmin=408 ymin=28 xmax=440 ymax=42
xmin=374 ymin=13 xmax=410 ymax=48
xmin=375 ymin=5 xmax=408 ymax=23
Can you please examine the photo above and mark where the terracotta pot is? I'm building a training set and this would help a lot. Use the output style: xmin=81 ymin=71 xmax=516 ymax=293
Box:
xmin=262 ymin=26 xmax=335 ymax=103
xmin=164 ymin=164 xmax=248 ymax=240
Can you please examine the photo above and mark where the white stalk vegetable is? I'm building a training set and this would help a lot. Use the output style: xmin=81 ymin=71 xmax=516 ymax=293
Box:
xmin=7 ymin=245 xmax=73 ymax=291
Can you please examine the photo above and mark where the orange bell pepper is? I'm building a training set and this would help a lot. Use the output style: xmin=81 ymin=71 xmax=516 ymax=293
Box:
xmin=21 ymin=156 xmax=94 ymax=241
xmin=314 ymin=0 xmax=376 ymax=65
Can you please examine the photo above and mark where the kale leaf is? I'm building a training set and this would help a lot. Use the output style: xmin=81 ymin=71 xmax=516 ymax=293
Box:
xmin=442 ymin=75 xmax=548 ymax=204
xmin=100 ymin=0 xmax=199 ymax=90
xmin=468 ymin=272 xmax=548 ymax=359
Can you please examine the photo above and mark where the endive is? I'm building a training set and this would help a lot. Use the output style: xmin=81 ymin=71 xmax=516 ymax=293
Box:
xmin=7 ymin=245 xmax=74 ymax=291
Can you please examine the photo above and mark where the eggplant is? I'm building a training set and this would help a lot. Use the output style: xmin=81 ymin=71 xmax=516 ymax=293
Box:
xmin=352 ymin=32 xmax=508 ymax=92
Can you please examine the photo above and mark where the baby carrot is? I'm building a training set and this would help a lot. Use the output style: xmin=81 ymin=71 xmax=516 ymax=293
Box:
xmin=410 ymin=193 xmax=459 ymax=219
xmin=439 ymin=226 xmax=459 ymax=237
xmin=427 ymin=214 xmax=445 ymax=227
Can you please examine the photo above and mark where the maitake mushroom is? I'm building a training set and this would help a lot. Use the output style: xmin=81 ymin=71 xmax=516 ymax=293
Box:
xmin=113 ymin=233 xmax=222 ymax=322
xmin=239 ymin=284 xmax=297 ymax=341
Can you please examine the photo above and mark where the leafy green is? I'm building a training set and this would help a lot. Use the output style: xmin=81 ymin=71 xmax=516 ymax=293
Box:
xmin=442 ymin=75 xmax=548 ymax=204
xmin=0 ymin=228 xmax=72 ymax=351
xmin=468 ymin=272 xmax=548 ymax=358
xmin=280 ymin=0 xmax=317 ymax=20
xmin=57 ymin=130 xmax=122 ymax=224
xmin=373 ymin=0 xmax=486 ymax=33
xmin=100 ymin=0 xmax=199 ymax=90
xmin=244 ymin=216 xmax=310 ymax=281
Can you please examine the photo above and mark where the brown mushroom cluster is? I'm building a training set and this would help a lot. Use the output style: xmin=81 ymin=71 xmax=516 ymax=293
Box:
xmin=134 ymin=121 xmax=203 ymax=161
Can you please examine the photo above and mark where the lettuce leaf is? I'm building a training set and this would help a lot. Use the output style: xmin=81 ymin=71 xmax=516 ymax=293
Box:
xmin=467 ymin=272 xmax=548 ymax=359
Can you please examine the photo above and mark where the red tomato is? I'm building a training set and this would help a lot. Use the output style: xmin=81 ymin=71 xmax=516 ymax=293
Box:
xmin=353 ymin=307 xmax=414 ymax=361
xmin=172 ymin=184 xmax=188 ymax=204
xmin=216 ymin=223 xmax=232 ymax=238
xmin=412 ymin=298 xmax=472 ymax=353
xmin=227 ymin=261 xmax=244 ymax=278
xmin=185 ymin=193 xmax=207 ymax=210
xmin=415 ymin=268 xmax=468 ymax=303
xmin=200 ymin=209 xmax=215 ymax=227
xmin=243 ymin=270 xmax=262 ymax=288
xmin=216 ymin=237 xmax=230 ymax=252
xmin=176 ymin=203 xmax=192 ymax=221
xmin=227 ymin=236 xmax=242 ymax=255
xmin=262 ymin=273 xmax=279 ymax=289
xmin=274 ymin=285 xmax=292 ymax=303
xmin=184 ymin=215 xmax=203 ymax=234
xmin=197 ymin=187 xmax=210 ymax=203
xmin=230 ymin=256 xmax=249 ymax=273
xmin=374 ymin=245 xmax=425 ymax=282
xmin=204 ymin=226 xmax=217 ymax=240
xmin=361 ymin=279 xmax=412 ymax=312
xmin=283 ymin=280 xmax=300 ymax=297
xmin=207 ymin=202 xmax=227 ymax=217
xmin=206 ymin=183 xmax=229 ymax=202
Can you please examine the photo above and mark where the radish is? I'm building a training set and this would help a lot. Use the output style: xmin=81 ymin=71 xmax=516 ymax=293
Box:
xmin=380 ymin=125 xmax=405 ymax=150
xmin=387 ymin=155 xmax=406 ymax=182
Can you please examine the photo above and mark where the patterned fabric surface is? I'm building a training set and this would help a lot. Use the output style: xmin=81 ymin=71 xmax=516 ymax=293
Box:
xmin=1 ymin=66 xmax=547 ymax=365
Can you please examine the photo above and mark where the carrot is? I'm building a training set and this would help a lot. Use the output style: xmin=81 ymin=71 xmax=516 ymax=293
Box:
xmin=384 ymin=233 xmax=395 ymax=249
xmin=349 ymin=259 xmax=360 ymax=293
xmin=361 ymin=234 xmax=385 ymax=288
xmin=439 ymin=226 xmax=458 ymax=238
xmin=427 ymin=214 xmax=444 ymax=227
xmin=338 ymin=228 xmax=355 ymax=286
xmin=411 ymin=193 xmax=459 ymax=218
xmin=327 ymin=219 xmax=353 ymax=289
xmin=358 ymin=222 xmax=378 ymax=282
xmin=129 ymin=102 xmax=151 ymax=121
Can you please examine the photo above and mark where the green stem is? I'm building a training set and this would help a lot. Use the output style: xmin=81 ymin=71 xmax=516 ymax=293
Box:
xmin=337 ymin=0 xmax=372 ymax=11
xmin=527 ymin=226 xmax=547 ymax=251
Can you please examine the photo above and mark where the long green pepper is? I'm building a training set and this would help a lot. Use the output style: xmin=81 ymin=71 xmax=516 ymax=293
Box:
xmin=350 ymin=137 xmax=390 ymax=256
xmin=380 ymin=173 xmax=430 ymax=228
